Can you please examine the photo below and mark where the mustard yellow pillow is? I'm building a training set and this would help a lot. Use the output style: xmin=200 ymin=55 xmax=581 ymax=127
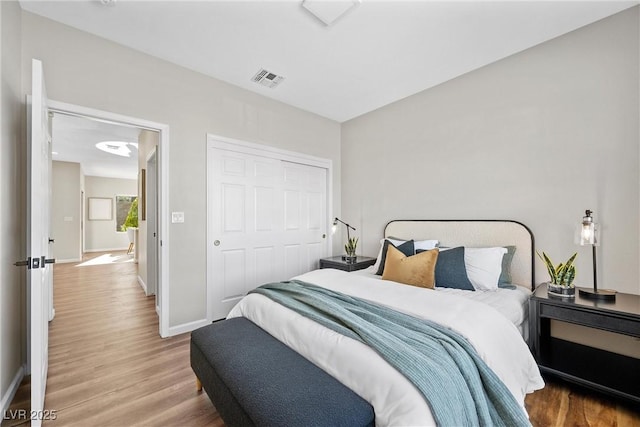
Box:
xmin=382 ymin=245 xmax=439 ymax=289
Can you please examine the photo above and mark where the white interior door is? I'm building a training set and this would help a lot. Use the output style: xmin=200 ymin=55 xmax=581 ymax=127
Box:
xmin=27 ymin=58 xmax=52 ymax=427
xmin=209 ymin=149 xmax=283 ymax=319
xmin=282 ymin=161 xmax=327 ymax=278
xmin=207 ymin=144 xmax=329 ymax=320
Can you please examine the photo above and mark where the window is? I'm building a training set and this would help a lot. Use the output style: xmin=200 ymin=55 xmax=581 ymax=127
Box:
xmin=115 ymin=195 xmax=138 ymax=232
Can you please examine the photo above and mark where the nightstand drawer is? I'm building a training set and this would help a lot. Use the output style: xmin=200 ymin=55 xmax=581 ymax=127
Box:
xmin=540 ymin=304 xmax=640 ymax=338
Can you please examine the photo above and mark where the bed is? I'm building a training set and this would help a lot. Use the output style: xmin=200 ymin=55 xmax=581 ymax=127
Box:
xmin=365 ymin=219 xmax=536 ymax=341
xmin=191 ymin=220 xmax=544 ymax=426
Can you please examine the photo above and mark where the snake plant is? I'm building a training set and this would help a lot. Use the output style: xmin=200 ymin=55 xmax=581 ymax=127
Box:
xmin=345 ymin=237 xmax=358 ymax=257
xmin=536 ymin=251 xmax=577 ymax=287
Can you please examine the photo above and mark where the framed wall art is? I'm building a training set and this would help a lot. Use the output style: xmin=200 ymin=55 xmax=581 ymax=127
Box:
xmin=88 ymin=197 xmax=112 ymax=221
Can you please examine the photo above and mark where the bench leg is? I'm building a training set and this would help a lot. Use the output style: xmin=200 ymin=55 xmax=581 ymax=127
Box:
xmin=196 ymin=376 xmax=202 ymax=392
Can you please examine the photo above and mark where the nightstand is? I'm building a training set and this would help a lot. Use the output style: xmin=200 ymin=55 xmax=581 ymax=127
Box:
xmin=319 ymin=256 xmax=376 ymax=272
xmin=529 ymin=283 xmax=640 ymax=404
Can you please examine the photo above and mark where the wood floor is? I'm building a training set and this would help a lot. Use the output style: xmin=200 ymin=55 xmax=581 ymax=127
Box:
xmin=3 ymin=251 xmax=639 ymax=426
xmin=3 ymin=252 xmax=222 ymax=427
xmin=526 ymin=378 xmax=640 ymax=426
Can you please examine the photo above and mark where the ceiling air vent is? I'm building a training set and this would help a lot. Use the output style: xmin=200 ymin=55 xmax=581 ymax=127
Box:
xmin=251 ymin=69 xmax=285 ymax=89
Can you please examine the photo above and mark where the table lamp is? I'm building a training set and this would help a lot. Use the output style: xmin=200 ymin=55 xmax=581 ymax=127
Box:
xmin=576 ymin=209 xmax=616 ymax=301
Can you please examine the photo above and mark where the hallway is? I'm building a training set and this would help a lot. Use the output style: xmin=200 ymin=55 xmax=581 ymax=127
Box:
xmin=4 ymin=252 xmax=221 ymax=426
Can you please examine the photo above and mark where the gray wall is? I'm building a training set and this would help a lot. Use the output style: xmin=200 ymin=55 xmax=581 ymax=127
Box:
xmin=52 ymin=161 xmax=82 ymax=262
xmin=84 ymin=176 xmax=137 ymax=252
xmin=0 ymin=0 xmax=24 ymax=412
xmin=19 ymin=11 xmax=342 ymax=327
xmin=342 ymin=7 xmax=639 ymax=295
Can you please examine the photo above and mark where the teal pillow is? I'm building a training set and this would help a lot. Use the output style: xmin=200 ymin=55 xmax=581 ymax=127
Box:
xmin=376 ymin=239 xmax=415 ymax=275
xmin=432 ymin=247 xmax=475 ymax=291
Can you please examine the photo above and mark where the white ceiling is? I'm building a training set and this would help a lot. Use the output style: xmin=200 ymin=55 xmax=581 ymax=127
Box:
xmin=35 ymin=0 xmax=637 ymax=179
xmin=20 ymin=0 xmax=637 ymax=123
xmin=52 ymin=113 xmax=141 ymax=180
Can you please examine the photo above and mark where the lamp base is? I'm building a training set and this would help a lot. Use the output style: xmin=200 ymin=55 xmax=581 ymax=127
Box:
xmin=577 ymin=287 xmax=617 ymax=301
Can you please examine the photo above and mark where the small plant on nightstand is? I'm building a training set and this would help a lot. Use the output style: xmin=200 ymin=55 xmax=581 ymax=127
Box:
xmin=344 ymin=237 xmax=358 ymax=261
xmin=537 ymin=251 xmax=577 ymax=297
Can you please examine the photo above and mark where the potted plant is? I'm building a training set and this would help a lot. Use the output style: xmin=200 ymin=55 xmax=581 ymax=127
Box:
xmin=344 ymin=237 xmax=358 ymax=263
xmin=121 ymin=198 xmax=139 ymax=253
xmin=537 ymin=251 xmax=577 ymax=298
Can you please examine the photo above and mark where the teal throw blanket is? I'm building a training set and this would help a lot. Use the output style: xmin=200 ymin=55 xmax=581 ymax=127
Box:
xmin=251 ymin=281 xmax=531 ymax=427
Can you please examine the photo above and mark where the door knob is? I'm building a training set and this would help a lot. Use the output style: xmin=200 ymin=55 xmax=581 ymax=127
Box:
xmin=42 ymin=256 xmax=56 ymax=265
xmin=14 ymin=258 xmax=31 ymax=268
xmin=214 ymin=240 xmax=221 ymax=246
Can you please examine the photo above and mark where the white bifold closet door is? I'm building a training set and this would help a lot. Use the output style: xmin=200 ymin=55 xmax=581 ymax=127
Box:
xmin=208 ymin=146 xmax=328 ymax=320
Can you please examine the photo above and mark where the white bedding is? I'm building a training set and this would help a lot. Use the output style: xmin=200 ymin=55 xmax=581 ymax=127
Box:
xmin=227 ymin=268 xmax=544 ymax=426
xmin=355 ymin=266 xmax=532 ymax=338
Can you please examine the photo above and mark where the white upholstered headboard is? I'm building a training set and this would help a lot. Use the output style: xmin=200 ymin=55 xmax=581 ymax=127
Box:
xmin=384 ymin=220 xmax=534 ymax=290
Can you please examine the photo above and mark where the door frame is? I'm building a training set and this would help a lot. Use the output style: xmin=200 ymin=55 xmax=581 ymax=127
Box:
xmin=48 ymin=99 xmax=171 ymax=337
xmin=206 ymin=133 xmax=333 ymax=322
xmin=146 ymin=148 xmax=158 ymax=303
xmin=80 ymin=190 xmax=85 ymax=256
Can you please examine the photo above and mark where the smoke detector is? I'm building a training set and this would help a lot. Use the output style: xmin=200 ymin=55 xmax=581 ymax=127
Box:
xmin=251 ymin=69 xmax=285 ymax=89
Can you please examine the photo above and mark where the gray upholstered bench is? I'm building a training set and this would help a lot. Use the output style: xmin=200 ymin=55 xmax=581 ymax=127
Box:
xmin=190 ymin=317 xmax=375 ymax=427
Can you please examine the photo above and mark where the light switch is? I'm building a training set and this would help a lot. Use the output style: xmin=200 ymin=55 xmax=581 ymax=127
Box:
xmin=64 ymin=216 xmax=73 ymax=222
xmin=172 ymin=212 xmax=185 ymax=223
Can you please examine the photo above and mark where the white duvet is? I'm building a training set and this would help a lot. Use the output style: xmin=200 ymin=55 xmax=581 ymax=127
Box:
xmin=354 ymin=266 xmax=532 ymax=338
xmin=227 ymin=268 xmax=544 ymax=426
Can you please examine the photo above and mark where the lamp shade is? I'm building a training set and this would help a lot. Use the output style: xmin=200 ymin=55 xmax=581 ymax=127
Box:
xmin=575 ymin=209 xmax=599 ymax=246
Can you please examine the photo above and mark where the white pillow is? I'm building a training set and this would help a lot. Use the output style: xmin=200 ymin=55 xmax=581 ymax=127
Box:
xmin=414 ymin=239 xmax=439 ymax=251
xmin=372 ymin=238 xmax=439 ymax=271
xmin=464 ymin=247 xmax=507 ymax=291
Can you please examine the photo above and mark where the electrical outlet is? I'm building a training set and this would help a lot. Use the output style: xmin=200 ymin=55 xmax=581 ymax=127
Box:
xmin=172 ymin=212 xmax=185 ymax=223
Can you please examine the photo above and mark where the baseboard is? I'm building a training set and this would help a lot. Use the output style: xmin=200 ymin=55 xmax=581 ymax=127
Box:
xmin=137 ymin=275 xmax=147 ymax=295
xmin=55 ymin=258 xmax=82 ymax=264
xmin=1 ymin=365 xmax=25 ymax=416
xmin=84 ymin=247 xmax=128 ymax=253
xmin=167 ymin=318 xmax=210 ymax=337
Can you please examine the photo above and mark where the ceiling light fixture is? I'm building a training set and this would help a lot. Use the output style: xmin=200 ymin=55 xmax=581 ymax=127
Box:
xmin=95 ymin=141 xmax=137 ymax=158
